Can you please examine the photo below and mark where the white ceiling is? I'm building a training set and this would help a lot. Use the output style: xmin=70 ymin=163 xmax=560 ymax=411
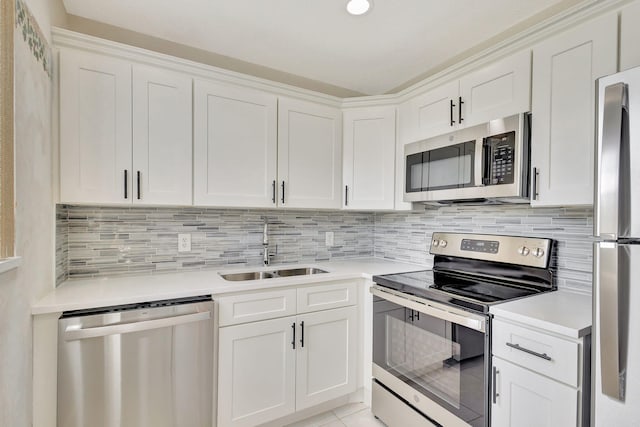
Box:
xmin=62 ymin=0 xmax=580 ymax=95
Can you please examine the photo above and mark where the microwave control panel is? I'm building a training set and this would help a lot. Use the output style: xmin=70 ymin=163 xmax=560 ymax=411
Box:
xmin=484 ymin=131 xmax=516 ymax=185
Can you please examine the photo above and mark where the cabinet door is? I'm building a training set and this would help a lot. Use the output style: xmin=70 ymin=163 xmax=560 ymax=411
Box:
xmin=278 ymin=98 xmax=342 ymax=209
xmin=59 ymin=50 xmax=132 ymax=204
xmin=343 ymin=106 xmax=396 ymax=210
xmin=530 ymin=13 xmax=617 ymax=206
xmin=132 ymin=66 xmax=192 ymax=205
xmin=459 ymin=50 xmax=531 ymax=127
xmin=218 ymin=317 xmax=296 ymax=427
xmin=400 ymin=80 xmax=459 ymax=142
xmin=492 ymin=358 xmax=578 ymax=427
xmin=620 ymin=0 xmax=640 ymax=72
xmin=296 ymin=306 xmax=357 ymax=410
xmin=193 ymin=80 xmax=277 ymax=207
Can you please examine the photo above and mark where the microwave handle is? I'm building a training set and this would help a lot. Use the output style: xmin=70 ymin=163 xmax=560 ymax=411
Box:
xmin=482 ymin=140 xmax=492 ymax=186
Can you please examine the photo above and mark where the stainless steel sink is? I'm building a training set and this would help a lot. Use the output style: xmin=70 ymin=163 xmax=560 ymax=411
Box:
xmin=220 ymin=271 xmax=277 ymax=281
xmin=274 ymin=267 xmax=328 ymax=277
xmin=219 ymin=267 xmax=328 ymax=281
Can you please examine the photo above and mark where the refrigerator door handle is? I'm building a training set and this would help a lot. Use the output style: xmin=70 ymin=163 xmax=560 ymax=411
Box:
xmin=598 ymin=82 xmax=628 ymax=240
xmin=597 ymin=242 xmax=627 ymax=400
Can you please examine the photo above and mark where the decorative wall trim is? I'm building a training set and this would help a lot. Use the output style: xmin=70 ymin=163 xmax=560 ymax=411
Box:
xmin=15 ymin=0 xmax=51 ymax=78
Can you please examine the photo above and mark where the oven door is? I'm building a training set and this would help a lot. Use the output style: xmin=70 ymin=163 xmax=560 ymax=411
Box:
xmin=371 ymin=287 xmax=489 ymax=427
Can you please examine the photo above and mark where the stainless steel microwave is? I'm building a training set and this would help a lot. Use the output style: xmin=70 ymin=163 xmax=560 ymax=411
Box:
xmin=404 ymin=113 xmax=531 ymax=205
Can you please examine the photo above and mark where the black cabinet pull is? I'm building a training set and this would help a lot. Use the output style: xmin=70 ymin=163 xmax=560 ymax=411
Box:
xmin=300 ymin=321 xmax=305 ymax=348
xmin=272 ymin=180 xmax=276 ymax=204
xmin=291 ymin=322 xmax=296 ymax=349
xmin=281 ymin=181 xmax=285 ymax=204
xmin=124 ymin=170 xmax=128 ymax=199
xmin=458 ymin=96 xmax=464 ymax=124
xmin=345 ymin=185 xmax=349 ymax=206
xmin=136 ymin=171 xmax=141 ymax=200
xmin=450 ymin=99 xmax=456 ymax=126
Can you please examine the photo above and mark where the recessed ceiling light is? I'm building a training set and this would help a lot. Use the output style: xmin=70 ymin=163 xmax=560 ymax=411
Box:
xmin=346 ymin=0 xmax=372 ymax=16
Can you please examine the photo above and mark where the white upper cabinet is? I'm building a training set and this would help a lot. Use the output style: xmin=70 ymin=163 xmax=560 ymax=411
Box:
xmin=459 ymin=50 xmax=531 ymax=127
xmin=60 ymin=50 xmax=193 ymax=206
xmin=398 ymin=50 xmax=531 ymax=144
xmin=59 ymin=50 xmax=132 ymax=204
xmin=132 ymin=66 xmax=192 ymax=205
xmin=193 ymin=80 xmax=278 ymax=207
xmin=342 ymin=106 xmax=396 ymax=210
xmin=278 ymin=98 xmax=342 ymax=209
xmin=620 ymin=0 xmax=640 ymax=72
xmin=530 ymin=12 xmax=617 ymax=207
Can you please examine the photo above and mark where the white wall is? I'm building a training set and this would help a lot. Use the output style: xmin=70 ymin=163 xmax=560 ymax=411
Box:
xmin=0 ymin=1 xmax=64 ymax=425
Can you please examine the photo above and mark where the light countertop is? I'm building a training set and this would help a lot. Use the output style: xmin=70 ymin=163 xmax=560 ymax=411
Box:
xmin=33 ymin=258 xmax=427 ymax=315
xmin=490 ymin=289 xmax=592 ymax=338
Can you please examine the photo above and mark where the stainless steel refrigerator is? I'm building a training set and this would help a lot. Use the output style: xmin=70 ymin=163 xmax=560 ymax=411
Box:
xmin=593 ymin=65 xmax=640 ymax=425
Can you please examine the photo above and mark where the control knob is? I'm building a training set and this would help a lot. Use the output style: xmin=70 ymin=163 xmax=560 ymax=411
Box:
xmin=532 ymin=248 xmax=545 ymax=258
xmin=517 ymin=246 xmax=530 ymax=256
xmin=432 ymin=239 xmax=439 ymax=248
xmin=439 ymin=239 xmax=448 ymax=248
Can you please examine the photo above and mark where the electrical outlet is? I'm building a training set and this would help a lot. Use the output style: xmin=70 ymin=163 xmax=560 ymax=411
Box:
xmin=325 ymin=231 xmax=334 ymax=247
xmin=178 ymin=233 xmax=191 ymax=252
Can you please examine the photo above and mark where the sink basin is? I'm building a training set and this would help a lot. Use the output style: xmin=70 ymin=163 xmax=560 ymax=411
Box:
xmin=274 ymin=267 xmax=328 ymax=277
xmin=220 ymin=271 xmax=277 ymax=281
xmin=219 ymin=267 xmax=328 ymax=281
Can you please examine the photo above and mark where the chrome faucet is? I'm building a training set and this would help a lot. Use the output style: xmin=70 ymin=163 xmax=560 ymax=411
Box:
xmin=263 ymin=218 xmax=271 ymax=265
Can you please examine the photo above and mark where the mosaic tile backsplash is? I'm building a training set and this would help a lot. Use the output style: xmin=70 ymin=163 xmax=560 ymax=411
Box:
xmin=56 ymin=204 xmax=594 ymax=293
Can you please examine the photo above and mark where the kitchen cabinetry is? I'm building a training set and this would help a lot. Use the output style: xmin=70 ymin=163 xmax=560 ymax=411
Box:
xmin=491 ymin=318 xmax=590 ymax=427
xmin=530 ymin=13 xmax=617 ymax=206
xmin=398 ymin=50 xmax=531 ymax=143
xmin=217 ymin=282 xmax=358 ymax=427
xmin=59 ymin=49 xmax=193 ymax=205
xmin=342 ymin=106 xmax=396 ymax=210
xmin=193 ymin=80 xmax=277 ymax=207
xmin=620 ymin=0 xmax=640 ymax=72
xmin=278 ymin=98 xmax=343 ymax=209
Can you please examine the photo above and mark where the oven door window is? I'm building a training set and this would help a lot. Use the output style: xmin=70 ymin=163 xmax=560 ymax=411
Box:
xmin=406 ymin=141 xmax=475 ymax=193
xmin=373 ymin=297 xmax=486 ymax=427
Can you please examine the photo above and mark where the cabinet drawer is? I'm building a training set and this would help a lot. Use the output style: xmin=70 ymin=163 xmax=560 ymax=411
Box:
xmin=218 ymin=289 xmax=297 ymax=326
xmin=297 ymin=281 xmax=357 ymax=314
xmin=493 ymin=319 xmax=579 ymax=387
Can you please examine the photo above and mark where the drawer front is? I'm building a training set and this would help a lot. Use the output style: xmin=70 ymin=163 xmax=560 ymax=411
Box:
xmin=297 ymin=281 xmax=357 ymax=314
xmin=492 ymin=319 xmax=580 ymax=387
xmin=218 ymin=289 xmax=297 ymax=326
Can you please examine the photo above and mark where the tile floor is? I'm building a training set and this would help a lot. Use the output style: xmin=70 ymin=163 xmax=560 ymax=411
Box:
xmin=284 ymin=402 xmax=386 ymax=427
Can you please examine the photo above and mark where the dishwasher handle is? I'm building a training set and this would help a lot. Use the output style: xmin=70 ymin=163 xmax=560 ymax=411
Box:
xmin=63 ymin=310 xmax=212 ymax=341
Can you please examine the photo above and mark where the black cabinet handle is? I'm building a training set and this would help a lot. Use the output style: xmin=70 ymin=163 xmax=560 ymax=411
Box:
xmin=300 ymin=321 xmax=305 ymax=348
xmin=124 ymin=170 xmax=128 ymax=199
xmin=272 ymin=180 xmax=276 ymax=204
xmin=281 ymin=181 xmax=285 ymax=204
xmin=291 ymin=322 xmax=296 ymax=349
xmin=450 ymin=99 xmax=456 ymax=126
xmin=136 ymin=171 xmax=141 ymax=200
xmin=458 ymin=96 xmax=464 ymax=124
xmin=506 ymin=342 xmax=552 ymax=361
xmin=345 ymin=185 xmax=349 ymax=206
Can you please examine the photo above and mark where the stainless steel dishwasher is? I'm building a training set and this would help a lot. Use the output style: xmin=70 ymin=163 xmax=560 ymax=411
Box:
xmin=57 ymin=295 xmax=214 ymax=427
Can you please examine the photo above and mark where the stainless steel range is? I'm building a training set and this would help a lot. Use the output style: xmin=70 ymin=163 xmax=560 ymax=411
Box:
xmin=370 ymin=232 xmax=555 ymax=427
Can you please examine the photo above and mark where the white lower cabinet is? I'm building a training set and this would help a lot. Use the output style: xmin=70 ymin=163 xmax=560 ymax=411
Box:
xmin=492 ymin=357 xmax=578 ymax=427
xmin=217 ymin=283 xmax=358 ymax=427
xmin=491 ymin=318 xmax=590 ymax=427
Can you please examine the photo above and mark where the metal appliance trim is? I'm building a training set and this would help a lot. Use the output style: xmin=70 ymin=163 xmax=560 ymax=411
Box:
xmin=371 ymin=285 xmax=486 ymax=333
xmin=373 ymin=364 xmax=472 ymax=427
xmin=372 ymin=380 xmax=438 ymax=427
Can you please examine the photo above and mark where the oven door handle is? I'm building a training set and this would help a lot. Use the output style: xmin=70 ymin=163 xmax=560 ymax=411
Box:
xmin=371 ymin=287 xmax=486 ymax=333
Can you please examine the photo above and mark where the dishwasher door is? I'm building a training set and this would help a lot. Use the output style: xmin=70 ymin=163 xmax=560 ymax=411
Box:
xmin=57 ymin=296 xmax=214 ymax=427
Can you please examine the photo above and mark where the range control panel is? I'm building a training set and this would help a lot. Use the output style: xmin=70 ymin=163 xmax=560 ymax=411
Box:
xmin=430 ymin=232 xmax=552 ymax=268
xmin=460 ymin=239 xmax=499 ymax=254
